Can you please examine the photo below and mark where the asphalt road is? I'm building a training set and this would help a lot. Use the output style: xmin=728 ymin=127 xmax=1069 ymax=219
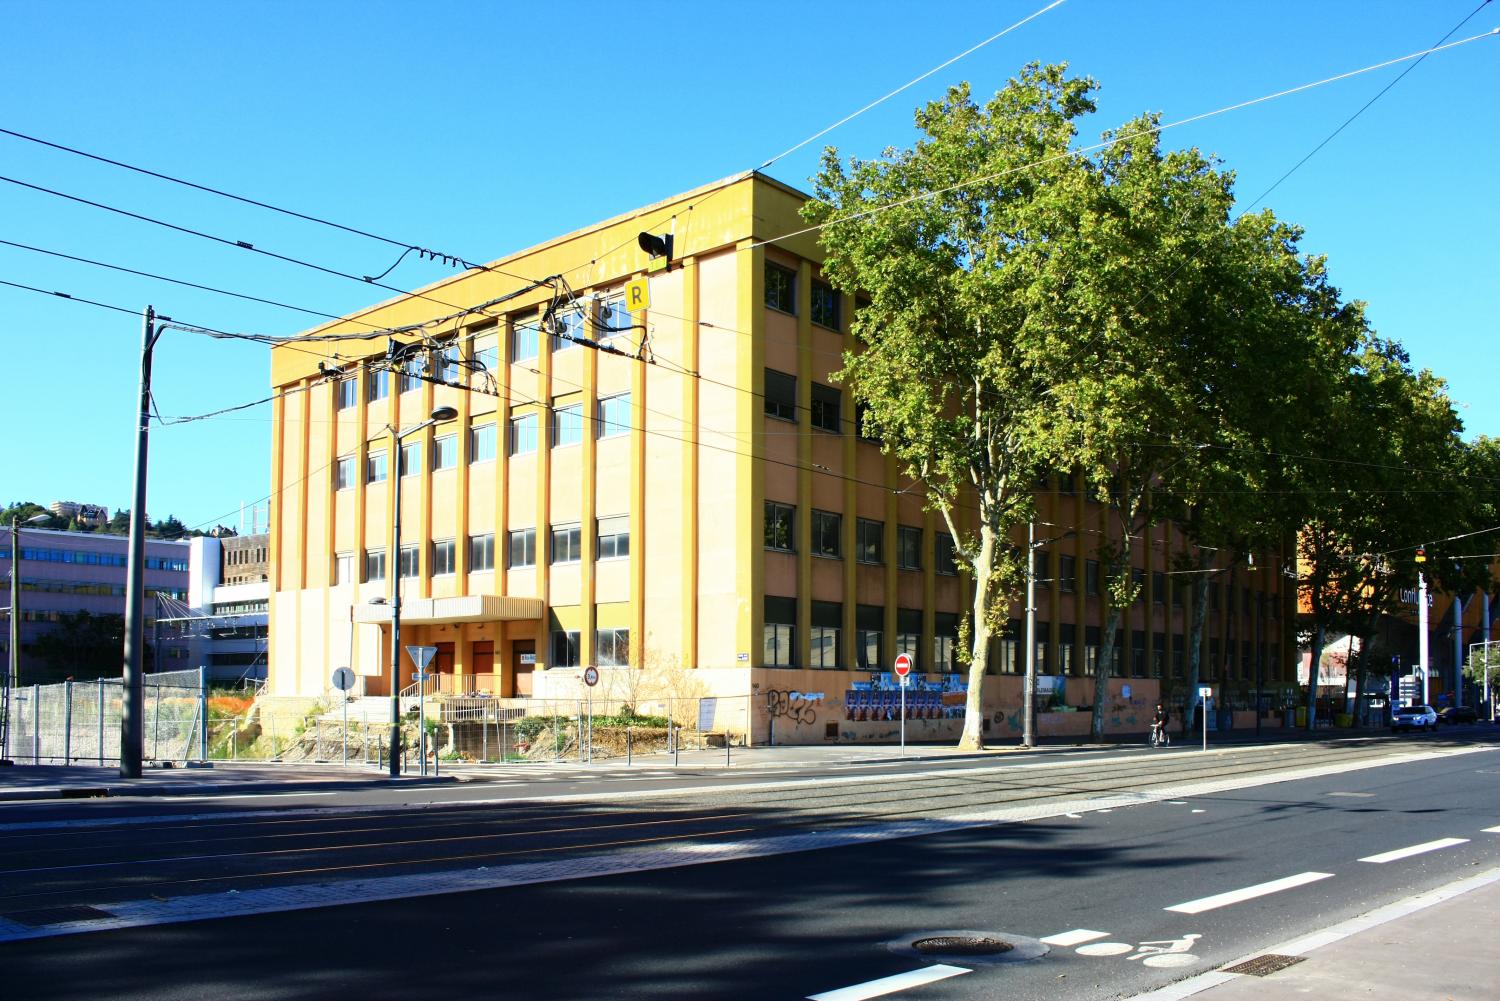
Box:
xmin=1 ymin=729 xmax=1497 ymax=1000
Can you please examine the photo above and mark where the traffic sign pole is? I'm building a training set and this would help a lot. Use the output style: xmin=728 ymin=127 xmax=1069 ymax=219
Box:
xmin=1200 ymin=685 xmax=1212 ymax=751
xmin=894 ymin=653 xmax=913 ymax=757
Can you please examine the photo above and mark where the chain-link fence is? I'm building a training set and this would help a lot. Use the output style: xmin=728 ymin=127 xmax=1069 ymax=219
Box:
xmin=4 ymin=669 xmax=206 ymax=765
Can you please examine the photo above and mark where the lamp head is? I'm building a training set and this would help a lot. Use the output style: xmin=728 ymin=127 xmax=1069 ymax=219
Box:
xmin=430 ymin=406 xmax=458 ymax=422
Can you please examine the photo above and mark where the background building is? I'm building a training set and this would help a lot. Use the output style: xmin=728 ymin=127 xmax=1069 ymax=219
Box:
xmin=265 ymin=173 xmax=1289 ymax=741
xmin=1 ymin=526 xmax=191 ymax=683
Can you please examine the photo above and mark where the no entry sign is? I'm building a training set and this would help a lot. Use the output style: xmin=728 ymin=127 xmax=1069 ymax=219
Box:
xmin=893 ymin=653 xmax=913 ymax=678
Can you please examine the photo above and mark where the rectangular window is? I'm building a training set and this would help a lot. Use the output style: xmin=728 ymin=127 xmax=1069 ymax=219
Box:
xmin=765 ymin=262 xmax=796 ymax=313
xmin=366 ymin=369 xmax=389 ymax=402
xmin=1033 ymin=549 xmax=1050 ymax=585
xmin=364 ymin=549 xmax=386 ymax=582
xmin=470 ymin=423 xmax=496 ymax=463
xmin=472 ymin=329 xmax=499 ymax=379
xmin=550 ymin=524 xmax=582 ymax=564
xmin=935 ymin=533 xmax=958 ymax=575
xmin=810 ymin=600 xmax=841 ymax=669
xmin=855 ymin=518 xmax=883 ymax=564
xmin=854 ymin=400 xmax=880 ymax=442
xmin=469 ymin=534 xmax=495 ymax=572
xmin=334 ymin=456 xmax=354 ymax=491
xmin=1152 ymin=631 xmax=1166 ymax=678
xmin=934 ymin=612 xmax=959 ymax=673
xmin=432 ymin=434 xmax=457 ymax=470
xmin=508 ymin=528 xmax=536 ymax=569
xmin=897 ymin=526 xmax=922 ymax=570
xmin=431 ymin=539 xmax=456 ymax=576
xmin=763 ymin=595 xmax=796 ymax=668
xmin=398 ymin=544 xmax=420 ymax=579
xmin=335 ymin=378 xmax=357 ymax=410
xmin=398 ymin=356 xmax=422 ymax=394
xmin=1132 ymin=568 xmax=1147 ymax=604
xmin=550 ymin=305 xmax=585 ymax=352
xmin=550 ymin=630 xmax=580 ymax=668
xmin=1085 ymin=559 xmax=1101 ymax=596
xmin=597 ymin=294 xmax=634 ymax=342
xmin=366 ymin=452 xmax=388 ymax=484
xmin=597 ymin=394 xmax=630 ymax=438
xmin=1153 ymin=571 xmax=1166 ymax=604
xmin=399 ymin=442 xmax=421 ymax=477
xmin=334 ymin=553 xmax=353 ymax=586
xmin=1058 ymin=554 xmax=1076 ymax=593
xmin=511 ymin=316 xmax=540 ymax=363
xmin=552 ymin=403 xmax=584 ymax=447
xmin=596 ymin=515 xmax=630 ymax=560
xmin=810 ymin=280 xmax=840 ymax=330
xmin=810 ymin=383 xmax=841 ymax=433
xmin=596 ymin=627 xmax=630 ymax=667
xmin=509 ymin=413 xmax=538 ymax=455
xmin=1172 ymin=579 xmax=1184 ymax=607
xmin=764 ymin=501 xmax=795 ymax=552
xmin=764 ymin=368 xmax=797 ymax=422
xmin=433 ymin=341 xmax=460 ymax=382
xmin=811 ymin=510 xmax=841 ymax=559
xmin=856 ymin=604 xmax=883 ymax=670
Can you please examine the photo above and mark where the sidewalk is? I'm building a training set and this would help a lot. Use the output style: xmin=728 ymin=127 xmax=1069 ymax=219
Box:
xmin=1147 ymin=868 xmax=1500 ymax=1001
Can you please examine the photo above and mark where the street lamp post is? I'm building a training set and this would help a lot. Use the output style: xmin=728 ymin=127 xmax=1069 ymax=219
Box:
xmin=1467 ymin=639 xmax=1496 ymax=722
xmin=386 ymin=406 xmax=457 ymax=778
xmin=4 ymin=513 xmax=50 ymax=763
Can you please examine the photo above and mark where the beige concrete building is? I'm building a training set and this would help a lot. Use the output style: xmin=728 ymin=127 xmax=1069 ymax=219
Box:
xmin=266 ymin=172 xmax=1290 ymax=743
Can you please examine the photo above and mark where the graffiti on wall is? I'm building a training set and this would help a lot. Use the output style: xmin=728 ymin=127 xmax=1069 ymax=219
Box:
xmin=765 ymin=689 xmax=823 ymax=726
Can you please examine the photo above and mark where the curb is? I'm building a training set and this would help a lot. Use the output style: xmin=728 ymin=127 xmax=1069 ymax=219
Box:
xmin=0 ymin=774 xmax=462 ymax=803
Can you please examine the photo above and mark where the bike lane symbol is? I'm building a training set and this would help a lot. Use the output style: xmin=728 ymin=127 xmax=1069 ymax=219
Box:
xmin=1076 ymin=933 xmax=1202 ymax=969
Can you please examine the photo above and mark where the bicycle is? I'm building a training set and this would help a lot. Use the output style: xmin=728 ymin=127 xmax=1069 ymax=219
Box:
xmin=1149 ymin=722 xmax=1171 ymax=748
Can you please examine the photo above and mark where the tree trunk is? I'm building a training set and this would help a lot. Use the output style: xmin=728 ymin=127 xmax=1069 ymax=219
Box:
xmin=1092 ymin=526 xmax=1134 ymax=741
xmin=1305 ymin=621 xmax=1325 ymax=732
xmin=957 ymin=525 xmax=997 ymax=751
xmin=1186 ymin=549 xmax=1211 ymax=732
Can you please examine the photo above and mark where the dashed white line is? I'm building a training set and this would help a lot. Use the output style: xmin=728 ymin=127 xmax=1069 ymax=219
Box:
xmin=1358 ymin=837 xmax=1469 ymax=864
xmin=1482 ymin=825 xmax=1500 ymax=834
xmin=1166 ymin=872 xmax=1334 ymax=914
xmin=807 ymin=965 xmax=970 ymax=1001
xmin=1040 ymin=928 xmax=1109 ymax=947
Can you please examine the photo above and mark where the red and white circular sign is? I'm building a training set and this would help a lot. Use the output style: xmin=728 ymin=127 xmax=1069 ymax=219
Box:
xmin=893 ymin=653 xmax=913 ymax=677
xmin=583 ymin=666 xmax=600 ymax=687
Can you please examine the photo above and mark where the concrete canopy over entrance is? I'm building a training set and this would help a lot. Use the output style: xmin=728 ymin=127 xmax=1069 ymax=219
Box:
xmin=353 ymin=594 xmax=544 ymax=626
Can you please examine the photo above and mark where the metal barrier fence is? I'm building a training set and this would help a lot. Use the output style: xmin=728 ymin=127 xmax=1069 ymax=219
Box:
xmin=4 ymin=668 xmax=207 ymax=765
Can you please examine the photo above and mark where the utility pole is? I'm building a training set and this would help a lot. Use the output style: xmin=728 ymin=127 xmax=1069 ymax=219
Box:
xmin=1022 ymin=520 xmax=1037 ymax=748
xmin=121 ymin=305 xmax=160 ymax=779
xmin=1417 ymin=570 xmax=1429 ymax=706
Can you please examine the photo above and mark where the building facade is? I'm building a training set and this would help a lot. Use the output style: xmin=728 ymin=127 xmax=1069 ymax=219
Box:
xmin=1 ymin=526 xmax=192 ymax=683
xmin=176 ymin=534 xmax=269 ymax=685
xmin=266 ymin=173 xmax=1290 ymax=741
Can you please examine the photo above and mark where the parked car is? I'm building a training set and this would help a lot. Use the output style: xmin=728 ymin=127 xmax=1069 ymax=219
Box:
xmin=1391 ymin=704 xmax=1438 ymax=732
xmin=1438 ymin=705 xmax=1478 ymax=725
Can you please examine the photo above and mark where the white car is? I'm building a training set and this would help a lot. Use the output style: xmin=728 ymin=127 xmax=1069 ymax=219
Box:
xmin=1390 ymin=704 xmax=1438 ymax=732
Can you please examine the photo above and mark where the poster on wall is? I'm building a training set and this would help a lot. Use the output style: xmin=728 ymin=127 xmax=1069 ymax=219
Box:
xmin=844 ymin=673 xmax=968 ymax=721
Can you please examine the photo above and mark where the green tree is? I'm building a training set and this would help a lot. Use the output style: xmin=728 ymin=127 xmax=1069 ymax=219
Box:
xmin=804 ymin=67 xmax=1102 ymax=749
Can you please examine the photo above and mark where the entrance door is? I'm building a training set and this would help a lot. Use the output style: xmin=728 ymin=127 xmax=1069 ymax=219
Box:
xmin=513 ymin=641 xmax=536 ymax=698
xmin=433 ymin=642 xmax=455 ymax=693
xmin=472 ymin=641 xmax=494 ymax=693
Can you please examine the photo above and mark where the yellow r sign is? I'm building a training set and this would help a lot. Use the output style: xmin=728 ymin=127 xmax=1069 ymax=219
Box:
xmin=625 ymin=277 xmax=651 ymax=312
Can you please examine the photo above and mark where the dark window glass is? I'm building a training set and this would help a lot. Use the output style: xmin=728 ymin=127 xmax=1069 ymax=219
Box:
xmin=764 ymin=501 xmax=795 ymax=552
xmin=765 ymin=262 xmax=796 ymax=313
xmin=935 ymin=533 xmax=958 ymax=575
xmin=855 ymin=518 xmax=883 ymax=564
xmin=469 ymin=534 xmax=495 ymax=572
xmin=897 ymin=526 xmax=922 ymax=570
xmin=810 ymin=280 xmax=840 ymax=329
xmin=550 ymin=630 xmax=580 ymax=668
xmin=811 ymin=510 xmax=841 ymax=558
xmin=764 ymin=369 xmax=797 ymax=422
xmin=810 ymin=383 xmax=841 ymax=433
xmin=550 ymin=524 xmax=582 ymax=564
xmin=508 ymin=529 xmax=536 ymax=568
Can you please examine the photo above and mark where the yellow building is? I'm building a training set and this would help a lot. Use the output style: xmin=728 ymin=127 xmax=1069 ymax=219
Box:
xmin=267 ymin=172 xmax=1289 ymax=743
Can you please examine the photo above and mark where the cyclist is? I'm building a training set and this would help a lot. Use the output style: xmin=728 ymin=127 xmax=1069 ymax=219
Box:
xmin=1150 ymin=703 xmax=1170 ymax=746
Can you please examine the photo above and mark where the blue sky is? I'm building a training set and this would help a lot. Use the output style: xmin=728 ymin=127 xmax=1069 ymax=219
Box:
xmin=2 ymin=1 xmax=1495 ymax=529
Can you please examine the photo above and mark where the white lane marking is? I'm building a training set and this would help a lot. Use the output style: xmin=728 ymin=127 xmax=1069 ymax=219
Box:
xmin=1482 ymin=825 xmax=1500 ymax=833
xmin=1131 ymin=866 xmax=1500 ymax=1001
xmin=1166 ymin=872 xmax=1334 ymax=914
xmin=1041 ymin=928 xmax=1109 ymax=947
xmin=1191 ymin=809 xmax=1206 ymax=814
xmin=1358 ymin=837 xmax=1469 ymax=864
xmin=1327 ymin=791 xmax=1375 ymax=798
xmin=807 ymin=964 xmax=969 ymax=1001
xmin=1065 ymin=813 xmax=1082 ymax=819
xmin=1168 ymin=800 xmax=1188 ymax=805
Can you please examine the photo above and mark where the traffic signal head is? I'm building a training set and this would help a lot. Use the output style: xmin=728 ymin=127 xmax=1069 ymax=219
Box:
xmin=1415 ymin=546 xmax=1426 ymax=564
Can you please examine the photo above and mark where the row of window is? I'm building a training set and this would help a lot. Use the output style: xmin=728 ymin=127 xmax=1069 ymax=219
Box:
xmin=2 ymin=547 xmax=188 ymax=572
xmin=337 ymin=517 xmax=630 ymax=584
xmin=763 ymin=503 xmax=958 ymax=573
xmin=0 ymin=579 xmax=188 ymax=599
xmin=334 ymin=397 xmax=631 ymax=491
xmin=763 ymin=369 xmax=878 ymax=439
xmin=762 ymin=599 xmax=959 ymax=672
xmin=332 ymin=297 xmax=638 ymax=411
xmin=1025 ymin=555 xmax=1276 ymax=617
xmin=548 ymin=627 xmax=630 ymax=668
xmin=764 ymin=262 xmax=842 ymax=331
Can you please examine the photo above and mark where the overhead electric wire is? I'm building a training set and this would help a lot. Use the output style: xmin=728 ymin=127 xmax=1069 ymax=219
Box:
xmin=746 ymin=28 xmax=1500 ymax=252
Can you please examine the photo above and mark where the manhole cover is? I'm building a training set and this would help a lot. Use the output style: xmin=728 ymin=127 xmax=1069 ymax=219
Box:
xmin=1221 ymin=954 xmax=1306 ymax=977
xmin=3 ymin=905 xmax=114 ymax=927
xmin=913 ymin=935 xmax=1013 ymax=956
xmin=888 ymin=930 xmax=1048 ymax=966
